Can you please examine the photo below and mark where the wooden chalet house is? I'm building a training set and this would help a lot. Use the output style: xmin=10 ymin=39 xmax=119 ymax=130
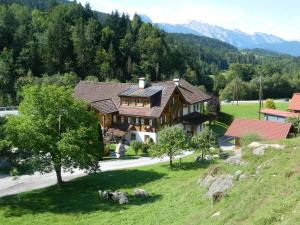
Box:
xmin=74 ymin=78 xmax=211 ymax=143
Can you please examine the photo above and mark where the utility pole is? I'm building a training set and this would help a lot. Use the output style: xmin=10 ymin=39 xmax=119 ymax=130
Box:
xmin=258 ymin=73 xmax=263 ymax=120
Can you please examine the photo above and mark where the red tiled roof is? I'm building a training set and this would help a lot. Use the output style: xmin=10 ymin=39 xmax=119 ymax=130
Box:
xmin=260 ymin=109 xmax=299 ymax=118
xmin=225 ymin=118 xmax=292 ymax=140
xmin=288 ymin=93 xmax=300 ymax=111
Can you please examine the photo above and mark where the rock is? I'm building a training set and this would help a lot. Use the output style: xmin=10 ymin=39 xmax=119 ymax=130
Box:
xmin=98 ymin=190 xmax=128 ymax=204
xmin=211 ymin=211 xmax=221 ymax=218
xmin=206 ymin=174 xmax=234 ymax=198
xmin=249 ymin=142 xmax=285 ymax=156
xmin=224 ymin=155 xmax=247 ymax=166
xmin=234 ymin=170 xmax=243 ymax=179
xmin=252 ymin=146 xmax=265 ymax=155
xmin=205 ymin=155 xmax=213 ymax=161
xmin=199 ymin=174 xmax=217 ymax=188
xmin=248 ymin=142 xmax=261 ymax=148
xmin=134 ymin=188 xmax=149 ymax=198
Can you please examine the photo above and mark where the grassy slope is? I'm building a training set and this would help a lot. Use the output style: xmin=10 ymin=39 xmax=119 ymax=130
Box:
xmin=210 ymin=102 xmax=289 ymax=135
xmin=1 ymin=136 xmax=300 ymax=224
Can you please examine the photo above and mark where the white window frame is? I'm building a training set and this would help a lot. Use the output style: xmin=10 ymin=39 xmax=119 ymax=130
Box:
xmin=141 ymin=118 xmax=145 ymax=125
xmin=149 ymin=119 xmax=153 ymax=126
xmin=135 ymin=117 xmax=139 ymax=125
xmin=128 ymin=117 xmax=131 ymax=124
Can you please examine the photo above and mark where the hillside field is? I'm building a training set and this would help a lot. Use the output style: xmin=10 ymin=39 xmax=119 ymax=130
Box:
xmin=1 ymin=135 xmax=300 ymax=225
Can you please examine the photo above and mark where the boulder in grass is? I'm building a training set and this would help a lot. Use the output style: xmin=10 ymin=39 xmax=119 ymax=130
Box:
xmin=98 ymin=190 xmax=128 ymax=204
xmin=134 ymin=188 xmax=149 ymax=198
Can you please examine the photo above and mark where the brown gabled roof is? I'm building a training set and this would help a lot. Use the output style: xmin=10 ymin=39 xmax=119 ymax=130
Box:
xmin=260 ymin=108 xmax=299 ymax=118
xmin=90 ymin=99 xmax=118 ymax=114
xmin=154 ymin=79 xmax=211 ymax=104
xmin=225 ymin=118 xmax=292 ymax=140
xmin=288 ymin=93 xmax=300 ymax=111
xmin=74 ymin=79 xmax=211 ymax=118
xmin=73 ymin=81 xmax=132 ymax=106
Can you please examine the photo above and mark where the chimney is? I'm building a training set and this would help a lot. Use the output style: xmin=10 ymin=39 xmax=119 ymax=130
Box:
xmin=138 ymin=77 xmax=145 ymax=89
xmin=173 ymin=78 xmax=180 ymax=86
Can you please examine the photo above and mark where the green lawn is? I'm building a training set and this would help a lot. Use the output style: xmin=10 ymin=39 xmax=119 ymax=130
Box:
xmin=210 ymin=102 xmax=289 ymax=136
xmin=1 ymin=136 xmax=300 ymax=224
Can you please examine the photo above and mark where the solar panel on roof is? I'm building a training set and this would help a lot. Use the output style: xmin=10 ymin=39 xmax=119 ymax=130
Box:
xmin=119 ymin=85 xmax=163 ymax=97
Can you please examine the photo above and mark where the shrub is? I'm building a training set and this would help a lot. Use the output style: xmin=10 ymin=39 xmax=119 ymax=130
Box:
xmin=240 ymin=133 xmax=264 ymax=147
xmin=265 ymin=99 xmax=276 ymax=109
xmin=207 ymin=97 xmax=221 ymax=115
xmin=130 ymin=140 xmax=141 ymax=155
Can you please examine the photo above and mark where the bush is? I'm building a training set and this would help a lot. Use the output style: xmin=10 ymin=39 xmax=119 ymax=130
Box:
xmin=265 ymin=99 xmax=276 ymax=109
xmin=240 ymin=133 xmax=264 ymax=147
xmin=207 ymin=97 xmax=221 ymax=115
xmin=130 ymin=140 xmax=141 ymax=155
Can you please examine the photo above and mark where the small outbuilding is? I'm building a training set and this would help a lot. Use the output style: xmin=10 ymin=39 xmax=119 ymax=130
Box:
xmin=260 ymin=108 xmax=298 ymax=123
xmin=225 ymin=118 xmax=294 ymax=147
xmin=288 ymin=93 xmax=300 ymax=112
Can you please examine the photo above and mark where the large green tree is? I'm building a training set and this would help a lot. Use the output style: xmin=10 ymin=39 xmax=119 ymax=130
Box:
xmin=5 ymin=84 xmax=102 ymax=186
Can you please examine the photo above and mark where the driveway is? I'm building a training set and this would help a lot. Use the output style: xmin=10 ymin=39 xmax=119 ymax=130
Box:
xmin=0 ymin=151 xmax=193 ymax=197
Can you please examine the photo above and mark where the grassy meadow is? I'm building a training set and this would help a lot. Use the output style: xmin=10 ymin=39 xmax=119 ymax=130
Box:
xmin=1 ymin=135 xmax=300 ymax=224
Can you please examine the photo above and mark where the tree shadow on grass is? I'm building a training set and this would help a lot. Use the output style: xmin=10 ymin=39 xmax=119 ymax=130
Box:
xmin=0 ymin=169 xmax=165 ymax=217
xmin=162 ymin=160 xmax=214 ymax=171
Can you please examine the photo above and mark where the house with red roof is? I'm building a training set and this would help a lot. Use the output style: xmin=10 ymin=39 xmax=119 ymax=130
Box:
xmin=288 ymin=93 xmax=300 ymax=112
xmin=74 ymin=78 xmax=211 ymax=143
xmin=225 ymin=118 xmax=294 ymax=146
xmin=260 ymin=108 xmax=298 ymax=123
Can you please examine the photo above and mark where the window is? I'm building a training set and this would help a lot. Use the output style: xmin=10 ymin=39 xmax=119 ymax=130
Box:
xmin=164 ymin=115 xmax=167 ymax=123
xmin=135 ymin=117 xmax=139 ymax=125
xmin=141 ymin=118 xmax=145 ymax=125
xmin=136 ymin=99 xmax=143 ymax=107
xmin=131 ymin=99 xmax=136 ymax=106
xmin=188 ymin=105 xmax=191 ymax=114
xmin=128 ymin=117 xmax=131 ymax=124
xmin=149 ymin=119 xmax=153 ymax=126
xmin=131 ymin=133 xmax=136 ymax=141
xmin=121 ymin=116 xmax=124 ymax=123
xmin=113 ymin=115 xmax=117 ymax=123
xmin=160 ymin=116 xmax=163 ymax=124
xmin=172 ymin=97 xmax=175 ymax=104
xmin=193 ymin=104 xmax=196 ymax=111
xmin=144 ymin=99 xmax=150 ymax=107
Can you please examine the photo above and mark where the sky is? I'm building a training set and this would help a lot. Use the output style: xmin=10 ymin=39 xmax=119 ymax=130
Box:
xmin=77 ymin=0 xmax=300 ymax=40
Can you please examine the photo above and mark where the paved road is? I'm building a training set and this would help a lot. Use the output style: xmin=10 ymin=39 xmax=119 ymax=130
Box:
xmin=0 ymin=110 xmax=18 ymax=117
xmin=0 ymin=151 xmax=194 ymax=197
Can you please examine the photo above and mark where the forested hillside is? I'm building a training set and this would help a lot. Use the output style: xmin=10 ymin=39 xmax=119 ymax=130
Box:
xmin=1 ymin=0 xmax=300 ymax=105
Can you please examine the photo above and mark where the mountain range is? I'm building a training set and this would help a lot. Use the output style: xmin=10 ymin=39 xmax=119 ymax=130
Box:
xmin=140 ymin=15 xmax=300 ymax=56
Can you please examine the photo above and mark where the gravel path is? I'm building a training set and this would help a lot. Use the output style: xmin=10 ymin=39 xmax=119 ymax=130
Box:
xmin=0 ymin=151 xmax=193 ymax=197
